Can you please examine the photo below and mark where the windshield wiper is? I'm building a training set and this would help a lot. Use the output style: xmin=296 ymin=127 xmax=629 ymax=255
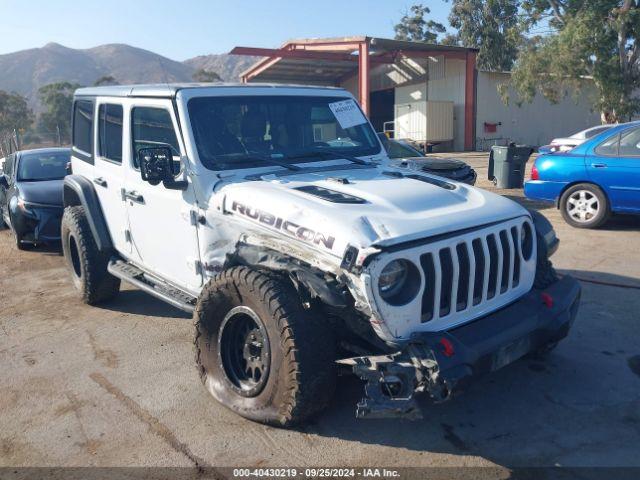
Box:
xmin=243 ymin=151 xmax=302 ymax=172
xmin=20 ymin=177 xmax=64 ymax=182
xmin=286 ymin=148 xmax=373 ymax=166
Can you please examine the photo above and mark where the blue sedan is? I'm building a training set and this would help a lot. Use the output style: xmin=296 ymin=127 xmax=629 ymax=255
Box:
xmin=525 ymin=121 xmax=640 ymax=228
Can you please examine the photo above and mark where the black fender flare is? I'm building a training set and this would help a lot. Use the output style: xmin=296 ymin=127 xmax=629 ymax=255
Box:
xmin=528 ymin=209 xmax=559 ymax=258
xmin=63 ymin=175 xmax=113 ymax=252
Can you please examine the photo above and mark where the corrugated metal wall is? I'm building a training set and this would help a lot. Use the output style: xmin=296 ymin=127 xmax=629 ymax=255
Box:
xmin=427 ymin=59 xmax=467 ymax=151
xmin=341 ymin=56 xmax=601 ymax=152
xmin=393 ymin=100 xmax=454 ymax=143
xmin=476 ymin=71 xmax=601 ymax=149
xmin=426 ymin=101 xmax=454 ymax=142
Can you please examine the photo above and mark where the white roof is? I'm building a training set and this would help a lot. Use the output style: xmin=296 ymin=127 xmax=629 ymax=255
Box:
xmin=74 ymin=83 xmax=344 ymax=98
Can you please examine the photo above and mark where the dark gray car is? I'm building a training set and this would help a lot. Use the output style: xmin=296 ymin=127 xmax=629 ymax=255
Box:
xmin=0 ymin=148 xmax=70 ymax=249
xmin=378 ymin=134 xmax=477 ymax=185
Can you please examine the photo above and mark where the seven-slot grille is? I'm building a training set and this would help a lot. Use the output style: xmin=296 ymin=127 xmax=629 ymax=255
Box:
xmin=420 ymin=223 xmax=528 ymax=323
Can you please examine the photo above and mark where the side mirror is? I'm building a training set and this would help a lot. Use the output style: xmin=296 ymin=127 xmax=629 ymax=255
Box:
xmin=138 ymin=147 xmax=173 ymax=186
xmin=0 ymin=175 xmax=8 ymax=189
xmin=138 ymin=147 xmax=188 ymax=191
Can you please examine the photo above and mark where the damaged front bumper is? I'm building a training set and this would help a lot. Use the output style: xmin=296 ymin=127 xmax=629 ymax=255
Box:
xmin=339 ymin=275 xmax=581 ymax=419
xmin=12 ymin=203 xmax=63 ymax=243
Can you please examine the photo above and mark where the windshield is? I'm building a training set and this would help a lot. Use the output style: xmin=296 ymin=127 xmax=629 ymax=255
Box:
xmin=188 ymin=95 xmax=381 ymax=170
xmin=17 ymin=151 xmax=70 ymax=181
xmin=378 ymin=134 xmax=423 ymax=159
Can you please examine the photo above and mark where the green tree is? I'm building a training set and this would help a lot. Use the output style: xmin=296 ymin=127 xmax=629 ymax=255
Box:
xmin=448 ymin=0 xmax=522 ymax=71
xmin=0 ymin=91 xmax=33 ymax=133
xmin=38 ymin=82 xmax=81 ymax=142
xmin=510 ymin=0 xmax=640 ymax=122
xmin=192 ymin=69 xmax=222 ymax=82
xmin=94 ymin=75 xmax=119 ymax=86
xmin=394 ymin=5 xmax=448 ymax=43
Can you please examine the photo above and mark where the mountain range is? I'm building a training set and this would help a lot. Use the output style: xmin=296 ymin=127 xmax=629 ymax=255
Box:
xmin=0 ymin=42 xmax=260 ymax=112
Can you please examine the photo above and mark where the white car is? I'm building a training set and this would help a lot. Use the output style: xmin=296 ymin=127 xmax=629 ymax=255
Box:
xmin=61 ymin=84 xmax=580 ymax=425
xmin=542 ymin=125 xmax=614 ymax=153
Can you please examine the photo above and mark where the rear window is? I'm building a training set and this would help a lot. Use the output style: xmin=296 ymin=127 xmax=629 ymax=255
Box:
xmin=98 ymin=104 xmax=123 ymax=163
xmin=72 ymin=100 xmax=94 ymax=161
xmin=585 ymin=126 xmax=610 ymax=139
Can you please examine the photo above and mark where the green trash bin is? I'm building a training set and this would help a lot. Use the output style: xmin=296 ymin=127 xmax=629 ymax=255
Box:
xmin=488 ymin=144 xmax=532 ymax=189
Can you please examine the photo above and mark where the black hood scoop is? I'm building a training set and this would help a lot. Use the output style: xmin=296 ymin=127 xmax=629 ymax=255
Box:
xmin=382 ymin=170 xmax=456 ymax=190
xmin=295 ymin=185 xmax=367 ymax=204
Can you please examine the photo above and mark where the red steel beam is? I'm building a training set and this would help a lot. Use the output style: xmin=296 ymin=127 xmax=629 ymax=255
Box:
xmin=464 ymin=51 xmax=477 ymax=151
xmin=291 ymin=41 xmax=365 ymax=52
xmin=234 ymin=43 xmax=475 ymax=83
xmin=230 ymin=46 xmax=393 ymax=65
xmin=358 ymin=41 xmax=371 ymax=116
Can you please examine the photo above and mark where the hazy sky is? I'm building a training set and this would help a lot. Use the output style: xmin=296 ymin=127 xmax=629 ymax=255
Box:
xmin=0 ymin=0 xmax=451 ymax=60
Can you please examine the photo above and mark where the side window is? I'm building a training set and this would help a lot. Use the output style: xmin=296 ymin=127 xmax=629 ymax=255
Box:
xmin=131 ymin=107 xmax=180 ymax=168
xmin=98 ymin=104 xmax=123 ymax=163
xmin=595 ymin=133 xmax=619 ymax=156
xmin=72 ymin=100 xmax=94 ymax=161
xmin=618 ymin=127 xmax=640 ymax=157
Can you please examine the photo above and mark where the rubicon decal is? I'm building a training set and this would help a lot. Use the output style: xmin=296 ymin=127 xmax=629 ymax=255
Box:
xmin=231 ymin=201 xmax=335 ymax=250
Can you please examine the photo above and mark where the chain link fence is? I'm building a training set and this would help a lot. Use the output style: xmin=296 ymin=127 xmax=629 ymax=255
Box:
xmin=0 ymin=127 xmax=69 ymax=158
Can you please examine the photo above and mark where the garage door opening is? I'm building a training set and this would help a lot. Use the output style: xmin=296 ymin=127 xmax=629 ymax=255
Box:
xmin=369 ymin=88 xmax=395 ymax=134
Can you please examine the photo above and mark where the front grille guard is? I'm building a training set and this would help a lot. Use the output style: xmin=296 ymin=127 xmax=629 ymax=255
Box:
xmin=363 ymin=216 xmax=537 ymax=339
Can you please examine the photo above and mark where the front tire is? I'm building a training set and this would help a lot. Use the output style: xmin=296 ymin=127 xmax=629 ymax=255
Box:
xmin=560 ymin=183 xmax=610 ymax=228
xmin=14 ymin=230 xmax=31 ymax=250
xmin=61 ymin=206 xmax=120 ymax=304
xmin=194 ymin=267 xmax=337 ymax=427
xmin=9 ymin=212 xmax=32 ymax=251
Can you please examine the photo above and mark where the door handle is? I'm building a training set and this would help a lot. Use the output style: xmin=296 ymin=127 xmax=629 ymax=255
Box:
xmin=591 ymin=163 xmax=607 ymax=168
xmin=123 ymin=190 xmax=144 ymax=204
xmin=93 ymin=177 xmax=108 ymax=188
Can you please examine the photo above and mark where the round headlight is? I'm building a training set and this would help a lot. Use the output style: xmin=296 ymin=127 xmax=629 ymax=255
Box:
xmin=378 ymin=259 xmax=421 ymax=305
xmin=379 ymin=260 xmax=409 ymax=297
xmin=521 ymin=222 xmax=534 ymax=260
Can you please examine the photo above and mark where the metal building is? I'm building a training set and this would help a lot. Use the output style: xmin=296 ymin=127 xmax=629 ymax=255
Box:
xmin=231 ymin=36 xmax=600 ymax=151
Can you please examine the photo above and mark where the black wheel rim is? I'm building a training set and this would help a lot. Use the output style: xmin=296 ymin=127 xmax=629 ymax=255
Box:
xmin=218 ymin=306 xmax=270 ymax=397
xmin=68 ymin=234 xmax=82 ymax=278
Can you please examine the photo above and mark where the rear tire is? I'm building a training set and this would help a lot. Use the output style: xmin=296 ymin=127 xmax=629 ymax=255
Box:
xmin=194 ymin=267 xmax=337 ymax=427
xmin=560 ymin=183 xmax=610 ymax=228
xmin=61 ymin=206 xmax=120 ymax=304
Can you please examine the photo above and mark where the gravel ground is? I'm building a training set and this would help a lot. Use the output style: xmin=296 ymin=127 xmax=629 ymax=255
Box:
xmin=1 ymin=152 xmax=639 ymax=471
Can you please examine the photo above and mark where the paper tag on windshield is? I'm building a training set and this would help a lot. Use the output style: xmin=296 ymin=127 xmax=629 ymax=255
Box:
xmin=328 ymin=99 xmax=367 ymax=130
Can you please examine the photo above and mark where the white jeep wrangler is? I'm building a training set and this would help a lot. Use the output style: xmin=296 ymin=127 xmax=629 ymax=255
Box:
xmin=62 ymin=84 xmax=580 ymax=426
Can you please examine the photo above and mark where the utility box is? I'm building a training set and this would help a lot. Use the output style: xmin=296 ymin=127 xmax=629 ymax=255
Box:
xmin=394 ymin=100 xmax=454 ymax=144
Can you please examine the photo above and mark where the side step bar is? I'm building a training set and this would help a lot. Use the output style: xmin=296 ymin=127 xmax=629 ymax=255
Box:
xmin=107 ymin=258 xmax=197 ymax=313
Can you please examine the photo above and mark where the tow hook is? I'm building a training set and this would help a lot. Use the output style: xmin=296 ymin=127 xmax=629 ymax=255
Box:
xmin=338 ymin=342 xmax=452 ymax=419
